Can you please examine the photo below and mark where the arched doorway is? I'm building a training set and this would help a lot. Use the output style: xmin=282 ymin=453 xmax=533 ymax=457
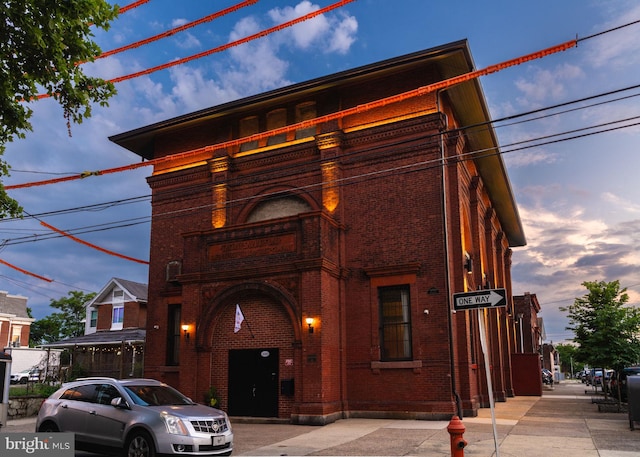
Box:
xmin=200 ymin=282 xmax=301 ymax=419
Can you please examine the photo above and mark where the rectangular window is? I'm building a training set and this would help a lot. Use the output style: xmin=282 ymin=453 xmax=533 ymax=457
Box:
xmin=112 ymin=305 xmax=124 ymax=330
xmin=11 ymin=326 xmax=21 ymax=347
xmin=295 ymin=102 xmax=316 ymax=139
xmin=167 ymin=305 xmax=181 ymax=366
xmin=266 ymin=108 xmax=287 ymax=145
xmin=239 ymin=116 xmax=259 ymax=151
xmin=90 ymin=309 xmax=98 ymax=328
xmin=379 ymin=285 xmax=412 ymax=361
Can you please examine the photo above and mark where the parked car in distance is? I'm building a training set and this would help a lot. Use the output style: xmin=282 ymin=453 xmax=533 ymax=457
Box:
xmin=10 ymin=367 xmax=41 ymax=384
xmin=586 ymin=368 xmax=604 ymax=386
xmin=542 ymin=368 xmax=554 ymax=385
xmin=606 ymin=367 xmax=640 ymax=402
xmin=36 ymin=377 xmax=233 ymax=457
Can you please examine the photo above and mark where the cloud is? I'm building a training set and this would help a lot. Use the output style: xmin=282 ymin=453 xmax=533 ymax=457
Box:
xmin=583 ymin=2 xmax=640 ymax=69
xmin=602 ymin=192 xmax=640 ymax=215
xmin=514 ymin=63 xmax=584 ymax=107
xmin=150 ymin=1 xmax=358 ymax=115
xmin=268 ymin=1 xmax=358 ymax=54
xmin=511 ymin=199 xmax=640 ymax=341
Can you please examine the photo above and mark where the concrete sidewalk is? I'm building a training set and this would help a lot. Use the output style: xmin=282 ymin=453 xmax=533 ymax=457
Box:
xmin=232 ymin=381 xmax=640 ymax=456
xmin=3 ymin=381 xmax=640 ymax=456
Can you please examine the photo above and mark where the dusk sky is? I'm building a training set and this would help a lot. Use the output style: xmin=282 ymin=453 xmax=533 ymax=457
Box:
xmin=2 ymin=0 xmax=640 ymax=344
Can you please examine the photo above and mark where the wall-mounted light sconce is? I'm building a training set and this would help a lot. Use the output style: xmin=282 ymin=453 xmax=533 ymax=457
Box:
xmin=181 ymin=324 xmax=190 ymax=341
xmin=305 ymin=317 xmax=315 ymax=334
xmin=464 ymin=252 xmax=473 ymax=274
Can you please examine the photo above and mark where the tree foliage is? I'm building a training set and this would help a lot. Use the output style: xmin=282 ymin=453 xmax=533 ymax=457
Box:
xmin=554 ymin=343 xmax=584 ymax=375
xmin=0 ymin=1 xmax=119 ymax=217
xmin=29 ymin=290 xmax=96 ymax=345
xmin=561 ymin=280 xmax=640 ymax=372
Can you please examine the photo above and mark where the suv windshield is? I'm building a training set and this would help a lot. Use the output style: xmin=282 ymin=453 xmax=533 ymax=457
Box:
xmin=124 ymin=384 xmax=195 ymax=406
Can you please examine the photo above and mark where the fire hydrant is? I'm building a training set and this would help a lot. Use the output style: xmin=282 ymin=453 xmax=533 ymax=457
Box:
xmin=447 ymin=415 xmax=467 ymax=457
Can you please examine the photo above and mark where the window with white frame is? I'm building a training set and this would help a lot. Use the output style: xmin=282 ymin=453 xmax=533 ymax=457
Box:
xmin=90 ymin=309 xmax=98 ymax=328
xmin=11 ymin=325 xmax=21 ymax=347
xmin=112 ymin=305 xmax=124 ymax=330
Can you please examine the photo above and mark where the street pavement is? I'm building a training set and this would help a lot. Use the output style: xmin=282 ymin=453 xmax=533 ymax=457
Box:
xmin=3 ymin=380 xmax=640 ymax=456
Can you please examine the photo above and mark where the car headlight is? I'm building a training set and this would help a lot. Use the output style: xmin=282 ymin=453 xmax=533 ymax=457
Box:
xmin=161 ymin=413 xmax=189 ymax=435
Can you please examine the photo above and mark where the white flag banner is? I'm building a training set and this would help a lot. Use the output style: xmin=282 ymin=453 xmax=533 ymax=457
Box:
xmin=234 ymin=304 xmax=245 ymax=333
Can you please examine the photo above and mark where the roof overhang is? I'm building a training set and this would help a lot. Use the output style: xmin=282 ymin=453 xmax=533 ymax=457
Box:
xmin=110 ymin=40 xmax=525 ymax=247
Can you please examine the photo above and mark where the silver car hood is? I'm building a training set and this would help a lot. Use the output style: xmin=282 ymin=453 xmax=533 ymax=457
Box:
xmin=140 ymin=404 xmax=226 ymax=418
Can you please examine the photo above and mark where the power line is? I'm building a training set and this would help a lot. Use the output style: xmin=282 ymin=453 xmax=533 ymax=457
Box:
xmin=3 ymin=79 xmax=640 ymax=246
xmin=17 ymin=18 xmax=640 ymax=189
xmin=5 ymin=11 xmax=640 ymax=294
xmin=2 ymin=105 xmax=639 ymax=248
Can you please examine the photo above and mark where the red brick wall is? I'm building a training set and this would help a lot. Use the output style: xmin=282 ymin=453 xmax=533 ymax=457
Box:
xmin=139 ymin=69 xmax=518 ymax=422
xmin=97 ymin=304 xmax=112 ymax=331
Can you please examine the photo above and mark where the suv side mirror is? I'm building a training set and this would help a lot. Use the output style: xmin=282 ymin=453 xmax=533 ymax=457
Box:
xmin=111 ymin=397 xmax=130 ymax=409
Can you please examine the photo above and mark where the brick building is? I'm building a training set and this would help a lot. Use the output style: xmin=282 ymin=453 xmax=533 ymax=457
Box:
xmin=0 ymin=291 xmax=32 ymax=348
xmin=111 ymin=40 xmax=526 ymax=424
xmin=513 ymin=293 xmax=543 ymax=354
xmin=511 ymin=293 xmax=545 ymax=395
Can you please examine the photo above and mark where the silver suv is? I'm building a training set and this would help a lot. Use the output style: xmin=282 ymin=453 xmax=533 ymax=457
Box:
xmin=36 ymin=377 xmax=233 ymax=457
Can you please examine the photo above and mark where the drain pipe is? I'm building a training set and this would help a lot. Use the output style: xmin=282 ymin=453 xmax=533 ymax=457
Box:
xmin=437 ymin=89 xmax=463 ymax=419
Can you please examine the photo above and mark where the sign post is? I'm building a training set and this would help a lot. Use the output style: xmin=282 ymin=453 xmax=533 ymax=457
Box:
xmin=452 ymin=288 xmax=507 ymax=457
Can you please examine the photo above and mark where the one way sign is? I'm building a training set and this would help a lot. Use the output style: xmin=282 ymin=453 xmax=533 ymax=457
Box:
xmin=453 ymin=289 xmax=507 ymax=311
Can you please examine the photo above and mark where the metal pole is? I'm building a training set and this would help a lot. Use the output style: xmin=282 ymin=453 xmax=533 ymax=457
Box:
xmin=478 ymin=309 xmax=500 ymax=457
xmin=517 ymin=314 xmax=524 ymax=353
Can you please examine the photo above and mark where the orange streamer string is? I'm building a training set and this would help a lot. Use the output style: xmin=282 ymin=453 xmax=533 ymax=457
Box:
xmin=8 ymin=38 xmax=576 ymax=190
xmin=34 ymin=0 xmax=351 ymax=100
xmin=118 ymin=0 xmax=151 ymax=15
xmin=0 ymin=258 xmax=53 ymax=282
xmin=108 ymin=0 xmax=355 ymax=84
xmin=97 ymin=0 xmax=259 ymax=60
xmin=40 ymin=220 xmax=149 ymax=265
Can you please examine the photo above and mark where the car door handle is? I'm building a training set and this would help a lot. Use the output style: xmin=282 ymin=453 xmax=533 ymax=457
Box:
xmin=61 ymin=404 xmax=68 ymax=409
xmin=89 ymin=410 xmax=97 ymax=415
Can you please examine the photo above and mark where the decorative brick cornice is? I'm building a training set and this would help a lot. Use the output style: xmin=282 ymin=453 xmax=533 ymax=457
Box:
xmin=234 ymin=142 xmax=316 ymax=172
xmin=316 ymin=131 xmax=344 ymax=150
xmin=344 ymin=113 xmax=444 ymax=148
xmin=209 ymin=156 xmax=230 ymax=174
xmin=147 ymin=167 xmax=209 ymax=189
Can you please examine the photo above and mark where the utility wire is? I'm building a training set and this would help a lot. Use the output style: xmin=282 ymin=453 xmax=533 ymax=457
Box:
xmin=4 ymin=15 xmax=640 ymax=289
xmin=4 ymin=81 xmax=640 ymax=237
xmin=2 ymin=109 xmax=639 ymax=248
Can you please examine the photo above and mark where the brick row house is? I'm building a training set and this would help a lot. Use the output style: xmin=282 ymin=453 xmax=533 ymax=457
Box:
xmin=110 ymin=40 xmax=527 ymax=423
xmin=0 ymin=291 xmax=32 ymax=348
xmin=511 ymin=293 xmax=545 ymax=395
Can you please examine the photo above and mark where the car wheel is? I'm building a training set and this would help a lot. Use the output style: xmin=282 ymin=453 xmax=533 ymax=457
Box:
xmin=19 ymin=377 xmax=27 ymax=384
xmin=38 ymin=421 xmax=59 ymax=432
xmin=125 ymin=431 xmax=156 ymax=457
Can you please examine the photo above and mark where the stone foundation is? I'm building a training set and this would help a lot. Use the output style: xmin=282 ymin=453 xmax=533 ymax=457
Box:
xmin=7 ymin=397 xmax=44 ymax=419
